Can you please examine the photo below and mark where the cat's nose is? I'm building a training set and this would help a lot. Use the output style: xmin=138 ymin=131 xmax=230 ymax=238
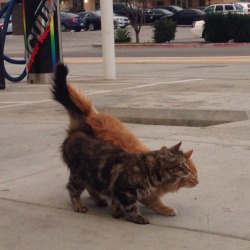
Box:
xmin=191 ymin=177 xmax=199 ymax=185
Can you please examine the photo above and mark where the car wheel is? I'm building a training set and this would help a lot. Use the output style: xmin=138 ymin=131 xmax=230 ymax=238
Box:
xmin=61 ymin=24 xmax=67 ymax=32
xmin=74 ymin=28 xmax=81 ymax=32
xmin=88 ymin=23 xmax=95 ymax=31
xmin=202 ymin=30 xmax=209 ymax=42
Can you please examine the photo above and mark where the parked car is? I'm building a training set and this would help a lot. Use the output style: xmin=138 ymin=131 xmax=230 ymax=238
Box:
xmin=168 ymin=8 xmax=205 ymax=25
xmin=77 ymin=11 xmax=101 ymax=31
xmin=81 ymin=11 xmax=101 ymax=30
xmin=113 ymin=3 xmax=127 ymax=16
xmin=0 ymin=14 xmax=13 ymax=34
xmin=191 ymin=20 xmax=208 ymax=41
xmin=77 ymin=11 xmax=130 ymax=30
xmin=236 ymin=2 xmax=250 ymax=13
xmin=203 ymin=4 xmax=244 ymax=14
xmin=144 ymin=8 xmax=174 ymax=23
xmin=155 ymin=5 xmax=183 ymax=14
xmin=60 ymin=12 xmax=84 ymax=32
xmin=113 ymin=13 xmax=130 ymax=28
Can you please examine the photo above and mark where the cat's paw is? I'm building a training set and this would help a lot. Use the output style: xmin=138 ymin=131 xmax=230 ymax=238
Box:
xmin=159 ymin=208 xmax=177 ymax=216
xmin=128 ymin=216 xmax=150 ymax=225
xmin=112 ymin=209 xmax=124 ymax=219
xmin=74 ymin=204 xmax=88 ymax=213
xmin=96 ymin=199 xmax=108 ymax=207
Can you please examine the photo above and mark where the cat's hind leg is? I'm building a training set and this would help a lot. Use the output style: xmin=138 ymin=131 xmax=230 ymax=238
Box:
xmin=140 ymin=195 xmax=177 ymax=216
xmin=86 ymin=187 xmax=108 ymax=207
xmin=67 ymin=174 xmax=88 ymax=213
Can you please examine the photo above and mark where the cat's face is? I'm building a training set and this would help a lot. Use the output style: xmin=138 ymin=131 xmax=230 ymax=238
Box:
xmin=169 ymin=142 xmax=198 ymax=187
xmin=156 ymin=146 xmax=190 ymax=180
xmin=179 ymin=159 xmax=199 ymax=187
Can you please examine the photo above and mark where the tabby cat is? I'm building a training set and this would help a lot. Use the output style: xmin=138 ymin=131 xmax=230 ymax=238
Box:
xmin=52 ymin=63 xmax=198 ymax=217
xmin=61 ymin=131 xmax=192 ymax=224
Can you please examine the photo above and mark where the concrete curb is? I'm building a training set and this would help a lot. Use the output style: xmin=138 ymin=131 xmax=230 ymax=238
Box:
xmin=92 ymin=42 xmax=250 ymax=48
xmin=100 ymin=107 xmax=249 ymax=127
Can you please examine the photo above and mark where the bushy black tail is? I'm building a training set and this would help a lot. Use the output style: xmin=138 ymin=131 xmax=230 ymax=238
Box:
xmin=51 ymin=63 xmax=92 ymax=134
xmin=51 ymin=63 xmax=81 ymax=115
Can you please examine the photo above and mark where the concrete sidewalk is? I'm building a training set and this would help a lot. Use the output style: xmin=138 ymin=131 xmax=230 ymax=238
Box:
xmin=1 ymin=59 xmax=250 ymax=250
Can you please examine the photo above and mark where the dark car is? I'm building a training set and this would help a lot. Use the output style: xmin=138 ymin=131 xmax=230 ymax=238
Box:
xmin=113 ymin=3 xmax=127 ymax=16
xmin=144 ymin=8 xmax=174 ymax=23
xmin=156 ymin=5 xmax=183 ymax=14
xmin=60 ymin=12 xmax=84 ymax=32
xmin=77 ymin=11 xmax=130 ymax=30
xmin=77 ymin=11 xmax=101 ymax=31
xmin=0 ymin=15 xmax=12 ymax=34
xmin=169 ymin=8 xmax=205 ymax=25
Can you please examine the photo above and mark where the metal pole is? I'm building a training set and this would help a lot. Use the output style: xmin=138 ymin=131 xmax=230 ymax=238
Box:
xmin=0 ymin=28 xmax=5 ymax=90
xmin=100 ymin=0 xmax=116 ymax=80
xmin=22 ymin=0 xmax=62 ymax=84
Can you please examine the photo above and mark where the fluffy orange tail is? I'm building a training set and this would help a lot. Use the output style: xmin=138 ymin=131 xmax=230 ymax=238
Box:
xmin=67 ymin=82 xmax=96 ymax=115
xmin=67 ymin=82 xmax=149 ymax=153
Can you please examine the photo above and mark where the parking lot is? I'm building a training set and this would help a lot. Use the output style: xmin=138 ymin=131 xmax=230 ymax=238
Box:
xmin=2 ymin=12 xmax=250 ymax=248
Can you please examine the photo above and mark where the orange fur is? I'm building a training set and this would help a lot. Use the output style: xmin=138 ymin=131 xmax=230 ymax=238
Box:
xmin=67 ymin=82 xmax=149 ymax=153
xmin=67 ymin=81 xmax=198 ymax=216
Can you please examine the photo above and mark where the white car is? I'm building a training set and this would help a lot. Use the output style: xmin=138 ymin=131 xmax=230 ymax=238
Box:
xmin=237 ymin=2 xmax=250 ymax=13
xmin=204 ymin=3 xmax=244 ymax=14
xmin=191 ymin=20 xmax=207 ymax=41
xmin=113 ymin=14 xmax=130 ymax=28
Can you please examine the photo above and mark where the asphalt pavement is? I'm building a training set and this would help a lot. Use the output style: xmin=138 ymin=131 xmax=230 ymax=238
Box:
xmin=1 ymin=31 xmax=250 ymax=250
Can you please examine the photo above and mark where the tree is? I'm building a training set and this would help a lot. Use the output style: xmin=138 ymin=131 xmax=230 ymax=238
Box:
xmin=71 ymin=0 xmax=84 ymax=13
xmin=125 ymin=0 xmax=148 ymax=43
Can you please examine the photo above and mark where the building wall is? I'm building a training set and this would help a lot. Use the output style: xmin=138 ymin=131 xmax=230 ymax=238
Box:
xmin=0 ymin=0 xmax=240 ymax=12
xmin=0 ymin=0 xmax=8 ymax=8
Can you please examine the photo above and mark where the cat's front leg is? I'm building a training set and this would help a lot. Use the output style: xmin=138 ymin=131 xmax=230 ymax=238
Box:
xmin=140 ymin=195 xmax=177 ymax=216
xmin=115 ymin=190 xmax=149 ymax=224
xmin=67 ymin=174 xmax=88 ymax=213
xmin=86 ymin=187 xmax=108 ymax=207
xmin=111 ymin=199 xmax=124 ymax=218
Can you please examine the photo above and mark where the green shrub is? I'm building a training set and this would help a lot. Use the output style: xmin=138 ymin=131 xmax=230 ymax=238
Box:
xmin=205 ymin=13 xmax=250 ymax=43
xmin=227 ymin=13 xmax=250 ymax=42
xmin=153 ymin=19 xmax=176 ymax=43
xmin=114 ymin=28 xmax=132 ymax=43
xmin=204 ymin=13 xmax=230 ymax=43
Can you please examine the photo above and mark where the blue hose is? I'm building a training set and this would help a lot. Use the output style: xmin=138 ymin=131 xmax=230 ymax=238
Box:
xmin=0 ymin=0 xmax=26 ymax=83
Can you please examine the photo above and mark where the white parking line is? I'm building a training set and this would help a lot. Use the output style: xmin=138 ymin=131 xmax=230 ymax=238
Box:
xmin=86 ymin=79 xmax=204 ymax=95
xmin=0 ymin=79 xmax=203 ymax=109
xmin=0 ymin=99 xmax=51 ymax=109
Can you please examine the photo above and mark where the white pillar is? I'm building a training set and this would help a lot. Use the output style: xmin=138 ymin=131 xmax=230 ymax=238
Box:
xmin=100 ymin=0 xmax=116 ymax=80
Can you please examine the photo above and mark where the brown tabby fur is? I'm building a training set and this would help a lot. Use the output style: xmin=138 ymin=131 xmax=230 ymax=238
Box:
xmin=53 ymin=63 xmax=198 ymax=217
xmin=61 ymin=130 xmax=191 ymax=224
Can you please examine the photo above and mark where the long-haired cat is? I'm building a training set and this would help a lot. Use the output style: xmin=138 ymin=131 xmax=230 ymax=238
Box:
xmin=60 ymin=123 xmax=192 ymax=224
xmin=52 ymin=63 xmax=198 ymax=216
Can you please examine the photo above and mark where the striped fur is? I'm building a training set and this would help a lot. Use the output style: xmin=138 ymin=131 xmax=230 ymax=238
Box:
xmin=52 ymin=63 xmax=198 ymax=218
xmin=61 ymin=131 xmax=191 ymax=224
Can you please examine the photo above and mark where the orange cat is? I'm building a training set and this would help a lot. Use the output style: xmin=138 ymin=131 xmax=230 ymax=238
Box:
xmin=56 ymin=63 xmax=198 ymax=216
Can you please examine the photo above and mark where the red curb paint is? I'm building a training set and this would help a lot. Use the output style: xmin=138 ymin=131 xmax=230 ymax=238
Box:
xmin=115 ymin=43 xmax=250 ymax=48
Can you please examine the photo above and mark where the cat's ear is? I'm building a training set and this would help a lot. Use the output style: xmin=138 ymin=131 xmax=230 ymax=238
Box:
xmin=184 ymin=150 xmax=193 ymax=159
xmin=170 ymin=142 xmax=182 ymax=151
xmin=159 ymin=146 xmax=169 ymax=153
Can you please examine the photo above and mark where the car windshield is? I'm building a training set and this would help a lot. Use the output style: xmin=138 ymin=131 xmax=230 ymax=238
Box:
xmin=93 ymin=11 xmax=101 ymax=17
xmin=77 ymin=12 xmax=87 ymax=17
xmin=160 ymin=9 xmax=174 ymax=15
xmin=61 ymin=12 xmax=79 ymax=18
xmin=170 ymin=6 xmax=183 ymax=11
xmin=235 ymin=4 xmax=243 ymax=11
